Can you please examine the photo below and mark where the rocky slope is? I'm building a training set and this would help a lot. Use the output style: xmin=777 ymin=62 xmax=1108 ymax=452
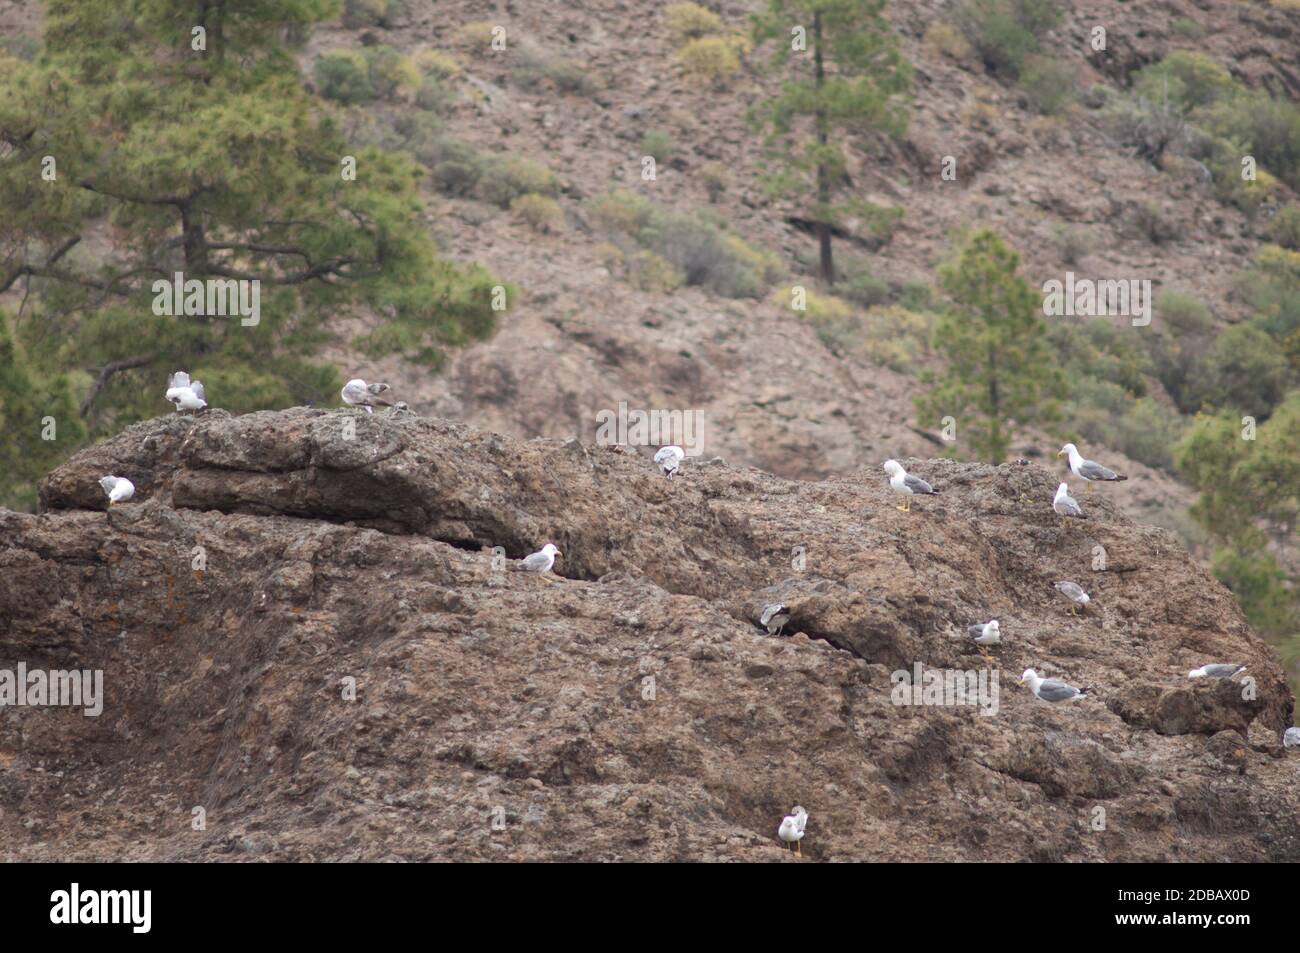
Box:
xmin=1 ymin=407 xmax=1297 ymax=861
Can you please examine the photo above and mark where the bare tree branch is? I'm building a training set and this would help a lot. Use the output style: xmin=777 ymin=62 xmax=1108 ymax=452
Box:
xmin=80 ymin=354 xmax=153 ymax=417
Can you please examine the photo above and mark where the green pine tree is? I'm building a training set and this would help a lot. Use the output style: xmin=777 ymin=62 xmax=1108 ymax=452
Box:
xmin=0 ymin=0 xmax=510 ymax=508
xmin=751 ymin=0 xmax=910 ymax=284
xmin=916 ymin=228 xmax=1065 ymax=463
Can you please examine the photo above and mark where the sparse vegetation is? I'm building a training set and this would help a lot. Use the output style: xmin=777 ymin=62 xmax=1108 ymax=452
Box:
xmin=665 ymin=2 xmax=724 ymax=43
xmin=511 ymin=194 xmax=564 ymax=234
xmin=1021 ymin=55 xmax=1074 ymax=115
xmin=955 ymin=0 xmax=1062 ymax=79
xmin=678 ymin=35 xmax=746 ymax=80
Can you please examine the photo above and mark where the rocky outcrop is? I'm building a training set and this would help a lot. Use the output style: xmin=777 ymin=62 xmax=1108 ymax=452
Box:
xmin=2 ymin=407 xmax=1298 ymax=861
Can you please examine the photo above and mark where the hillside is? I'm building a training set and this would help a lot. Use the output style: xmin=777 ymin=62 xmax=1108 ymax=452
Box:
xmin=0 ymin=408 xmax=1297 ymax=861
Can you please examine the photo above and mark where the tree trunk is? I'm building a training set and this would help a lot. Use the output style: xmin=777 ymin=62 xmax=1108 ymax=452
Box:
xmin=813 ymin=11 xmax=834 ymax=285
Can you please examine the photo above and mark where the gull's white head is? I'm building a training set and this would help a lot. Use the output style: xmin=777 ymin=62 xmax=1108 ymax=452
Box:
xmin=1020 ymin=667 xmax=1038 ymax=686
xmin=883 ymin=459 xmax=903 ymax=476
xmin=1054 ymin=482 xmax=1070 ymax=503
xmin=1058 ymin=443 xmax=1079 ymax=459
xmin=542 ymin=543 xmax=561 ymax=557
xmin=987 ymin=620 xmax=1000 ymax=635
xmin=790 ymin=805 xmax=807 ymax=818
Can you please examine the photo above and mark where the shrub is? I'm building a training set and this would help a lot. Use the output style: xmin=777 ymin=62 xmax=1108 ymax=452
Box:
xmin=665 ymin=2 xmax=723 ymax=44
xmin=343 ymin=0 xmax=407 ymax=29
xmin=590 ymin=191 xmax=776 ymax=298
xmin=1132 ymin=51 xmax=1233 ymax=114
xmin=922 ymin=22 xmax=975 ymax=63
xmin=459 ymin=21 xmax=499 ymax=46
xmin=412 ymin=49 xmax=461 ymax=79
xmin=1021 ymin=55 xmax=1074 ymax=115
xmin=627 ymin=250 xmax=683 ymax=293
xmin=512 ymin=40 xmax=595 ymax=94
xmin=1132 ymin=201 xmax=1175 ymax=244
xmin=1172 ymin=17 xmax=1204 ymax=38
xmin=314 ymin=51 xmax=376 ymax=104
xmin=364 ymin=46 xmax=419 ymax=99
xmin=838 ymin=259 xmax=890 ymax=307
xmin=640 ymin=129 xmax=674 ymax=163
xmin=511 ymin=194 xmax=563 ymax=234
xmin=956 ymin=0 xmax=1061 ymax=78
xmin=1202 ymin=323 xmax=1290 ymax=414
xmin=1053 ymin=225 xmax=1091 ymax=265
xmin=594 ymin=242 xmax=625 ymax=271
xmin=426 ymin=138 xmax=486 ymax=196
xmin=477 ymin=155 xmax=558 ymax=208
xmin=859 ymin=306 xmax=934 ymax=371
xmin=700 ymin=162 xmax=728 ymax=202
xmin=776 ymin=286 xmax=856 ymax=350
xmin=415 ymin=75 xmax=455 ymax=114
xmin=1144 ymin=289 xmax=1215 ymax=412
xmin=1267 ymin=207 xmax=1300 ymax=250
xmin=678 ymin=36 xmax=743 ymax=80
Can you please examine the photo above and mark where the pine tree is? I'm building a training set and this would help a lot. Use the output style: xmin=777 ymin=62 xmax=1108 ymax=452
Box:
xmin=751 ymin=0 xmax=910 ymax=284
xmin=916 ymin=229 xmax=1065 ymax=463
xmin=0 ymin=0 xmax=509 ymax=506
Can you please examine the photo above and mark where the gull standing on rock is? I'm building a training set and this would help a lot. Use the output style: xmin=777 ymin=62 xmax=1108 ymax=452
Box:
xmin=967 ymin=620 xmax=1001 ymax=663
xmin=883 ymin=459 xmax=939 ymax=513
xmin=778 ymin=805 xmax=808 ymax=857
xmin=99 ymin=476 xmax=135 ymax=506
xmin=514 ymin=543 xmax=561 ymax=580
xmin=1058 ymin=442 xmax=1127 ymax=493
xmin=1188 ymin=663 xmax=1247 ymax=679
xmin=341 ymin=378 xmax=394 ymax=414
xmin=165 ymin=371 xmax=206 ymax=413
xmin=1054 ymin=581 xmax=1090 ymax=614
xmin=1020 ymin=668 xmax=1089 ymax=702
xmin=759 ymin=603 xmax=791 ymax=636
xmin=654 ymin=445 xmax=685 ymax=480
xmin=1052 ymin=482 xmax=1085 ymax=529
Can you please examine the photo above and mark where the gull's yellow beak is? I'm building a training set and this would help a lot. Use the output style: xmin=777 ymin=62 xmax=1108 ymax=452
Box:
xmin=1056 ymin=450 xmax=1066 ymax=458
xmin=1018 ymin=679 xmax=1025 ymax=686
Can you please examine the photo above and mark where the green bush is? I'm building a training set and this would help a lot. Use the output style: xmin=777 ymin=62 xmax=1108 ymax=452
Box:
xmin=665 ymin=2 xmax=723 ymax=44
xmin=1132 ymin=51 xmax=1233 ymax=114
xmin=511 ymin=194 xmax=564 ymax=233
xmin=590 ymin=190 xmax=777 ymax=298
xmin=314 ymin=51 xmax=376 ymax=104
xmin=1267 ymin=207 xmax=1300 ymax=251
xmin=1144 ymin=290 xmax=1215 ymax=413
xmin=343 ymin=0 xmax=408 ymax=29
xmin=1021 ymin=55 xmax=1074 ymax=115
xmin=477 ymin=155 xmax=558 ymax=208
xmin=640 ymin=129 xmax=674 ymax=162
xmin=678 ymin=36 xmax=745 ymax=81
xmin=955 ymin=0 xmax=1061 ymax=78
xmin=415 ymin=75 xmax=455 ymax=114
xmin=1203 ymin=322 xmax=1291 ymax=415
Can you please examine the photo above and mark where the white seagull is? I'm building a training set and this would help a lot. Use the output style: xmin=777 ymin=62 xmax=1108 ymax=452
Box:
xmin=1021 ymin=668 xmax=1088 ymax=703
xmin=1058 ymin=442 xmax=1126 ymax=493
xmin=654 ymin=445 xmax=685 ymax=480
xmin=1054 ymin=581 xmax=1090 ymax=614
xmin=165 ymin=371 xmax=206 ymax=413
xmin=1052 ymin=482 xmax=1085 ymax=528
xmin=99 ymin=476 xmax=135 ymax=506
xmin=759 ymin=603 xmax=791 ymax=636
xmin=514 ymin=543 xmax=561 ymax=579
xmin=1283 ymin=727 xmax=1300 ymax=749
xmin=1188 ymin=663 xmax=1247 ymax=679
xmin=967 ymin=620 xmax=1001 ymax=662
xmin=341 ymin=378 xmax=394 ymax=414
xmin=778 ymin=805 xmax=808 ymax=857
xmin=883 ymin=459 xmax=939 ymax=513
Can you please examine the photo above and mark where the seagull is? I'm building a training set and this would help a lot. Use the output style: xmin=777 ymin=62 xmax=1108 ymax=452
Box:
xmin=341 ymin=378 xmax=394 ymax=414
xmin=1188 ymin=663 xmax=1247 ymax=679
xmin=513 ymin=543 xmax=561 ymax=580
xmin=1052 ymin=482 xmax=1085 ymax=529
xmin=759 ymin=603 xmax=791 ymax=636
xmin=1284 ymin=727 xmax=1300 ymax=749
xmin=967 ymin=620 xmax=1001 ymax=663
xmin=778 ymin=805 xmax=808 ymax=857
xmin=99 ymin=476 xmax=135 ymax=506
xmin=883 ymin=459 xmax=939 ymax=512
xmin=165 ymin=371 xmax=206 ymax=413
xmin=654 ymin=445 xmax=685 ymax=480
xmin=1020 ymin=668 xmax=1088 ymax=702
xmin=1058 ymin=442 xmax=1126 ymax=494
xmin=1054 ymin=581 xmax=1090 ymax=614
